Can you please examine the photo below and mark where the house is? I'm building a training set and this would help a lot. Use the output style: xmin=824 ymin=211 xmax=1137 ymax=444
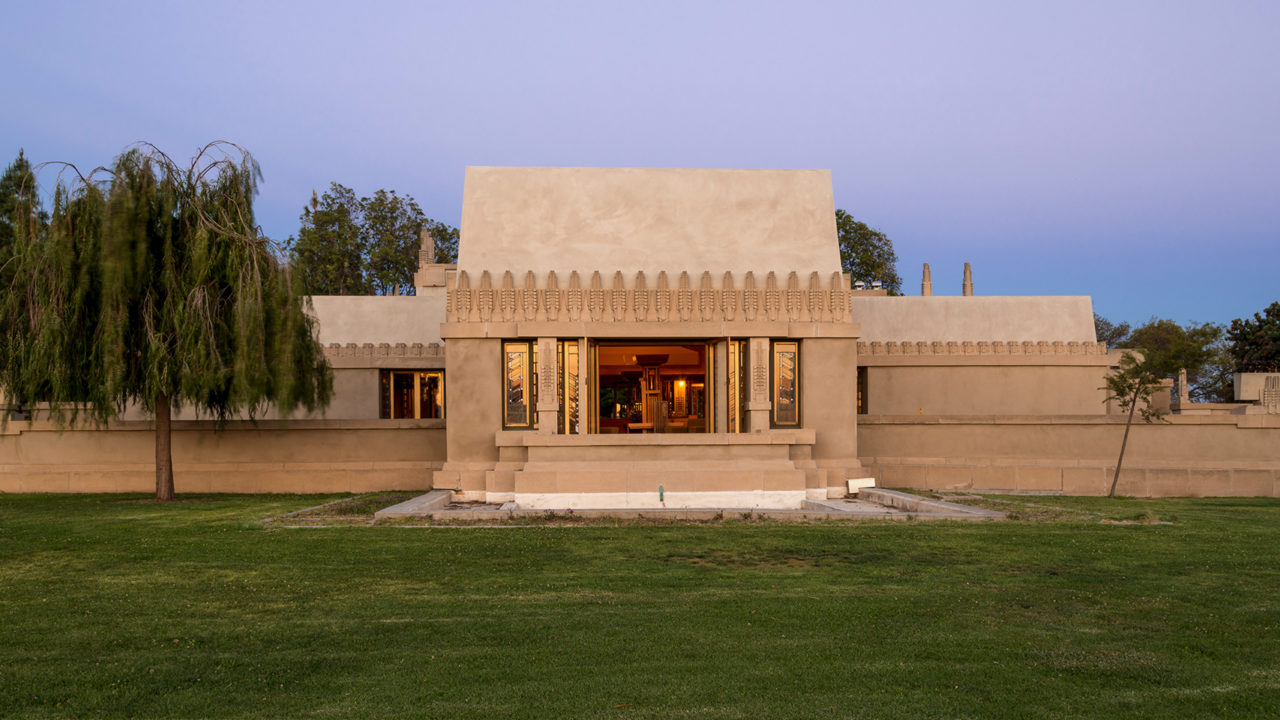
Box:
xmin=2 ymin=167 xmax=1276 ymax=498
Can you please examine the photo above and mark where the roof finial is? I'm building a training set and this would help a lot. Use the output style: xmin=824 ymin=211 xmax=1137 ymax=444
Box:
xmin=962 ymin=262 xmax=974 ymax=297
xmin=921 ymin=263 xmax=933 ymax=296
xmin=418 ymin=228 xmax=435 ymax=269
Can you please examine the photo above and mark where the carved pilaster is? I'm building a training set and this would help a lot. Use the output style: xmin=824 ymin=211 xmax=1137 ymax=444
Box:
xmin=477 ymin=271 xmax=494 ymax=322
xmin=764 ymin=272 xmax=781 ymax=322
xmin=655 ymin=271 xmax=671 ymax=322
xmin=499 ymin=271 xmax=516 ymax=322
xmin=633 ymin=272 xmax=649 ymax=321
xmin=536 ymin=337 xmax=559 ymax=434
xmin=452 ymin=270 xmax=470 ymax=322
xmin=721 ymin=271 xmax=737 ymax=321
xmin=747 ymin=337 xmax=772 ymax=433
xmin=588 ymin=271 xmax=605 ymax=322
xmin=742 ymin=272 xmax=759 ymax=321
xmin=785 ymin=272 xmax=803 ymax=321
xmin=677 ymin=271 xmax=694 ymax=322
xmin=611 ymin=271 xmax=628 ymax=322
xmin=543 ymin=271 xmax=561 ymax=321
xmin=806 ymin=272 xmax=824 ymax=322
xmin=829 ymin=272 xmax=848 ymax=322
xmin=520 ymin=271 xmax=539 ymax=321
xmin=696 ymin=271 xmax=714 ymax=321
xmin=567 ymin=271 xmax=583 ymax=322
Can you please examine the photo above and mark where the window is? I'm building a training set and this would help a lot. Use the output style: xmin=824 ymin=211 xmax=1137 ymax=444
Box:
xmin=380 ymin=370 xmax=445 ymax=419
xmin=771 ymin=340 xmax=800 ymax=427
xmin=502 ymin=341 xmax=537 ymax=429
xmin=857 ymin=366 xmax=868 ymax=415
xmin=559 ymin=340 xmax=579 ymax=434
xmin=727 ymin=340 xmax=745 ymax=432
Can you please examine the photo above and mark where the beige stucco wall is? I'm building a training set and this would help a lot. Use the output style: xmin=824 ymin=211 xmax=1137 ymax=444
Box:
xmin=865 ymin=365 xmax=1111 ymax=415
xmin=801 ymin=338 xmax=863 ymax=487
xmin=309 ymin=295 xmax=445 ymax=346
xmin=0 ymin=419 xmax=445 ymax=494
xmin=113 ymin=368 xmax=383 ymax=422
xmin=435 ymin=338 xmax=503 ymax=495
xmin=859 ymin=414 xmax=1280 ymax=497
xmin=850 ymin=296 xmax=1096 ymax=342
xmin=458 ymin=167 xmax=841 ymax=283
xmin=1236 ymin=373 xmax=1280 ymax=401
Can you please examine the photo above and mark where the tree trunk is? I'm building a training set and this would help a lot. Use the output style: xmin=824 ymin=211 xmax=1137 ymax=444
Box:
xmin=1108 ymin=386 xmax=1140 ymax=498
xmin=155 ymin=394 xmax=175 ymax=501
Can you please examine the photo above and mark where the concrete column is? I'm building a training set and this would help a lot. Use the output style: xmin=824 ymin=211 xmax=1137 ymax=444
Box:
xmin=714 ymin=340 xmax=728 ymax=433
xmin=536 ymin=337 xmax=559 ymax=434
xmin=746 ymin=337 xmax=772 ymax=432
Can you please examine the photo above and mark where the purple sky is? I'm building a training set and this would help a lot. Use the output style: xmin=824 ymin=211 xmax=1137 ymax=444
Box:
xmin=3 ymin=1 xmax=1277 ymax=327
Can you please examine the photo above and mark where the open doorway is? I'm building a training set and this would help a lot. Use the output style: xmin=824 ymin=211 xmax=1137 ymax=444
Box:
xmin=595 ymin=342 xmax=709 ymax=433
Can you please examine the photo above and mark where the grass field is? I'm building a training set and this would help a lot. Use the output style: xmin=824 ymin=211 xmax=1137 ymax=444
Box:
xmin=2 ymin=493 xmax=1279 ymax=718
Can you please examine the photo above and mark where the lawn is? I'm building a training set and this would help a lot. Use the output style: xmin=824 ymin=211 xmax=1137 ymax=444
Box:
xmin=2 ymin=494 xmax=1278 ymax=719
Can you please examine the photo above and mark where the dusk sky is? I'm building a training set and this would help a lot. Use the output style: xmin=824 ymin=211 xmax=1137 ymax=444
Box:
xmin=3 ymin=1 xmax=1276 ymax=328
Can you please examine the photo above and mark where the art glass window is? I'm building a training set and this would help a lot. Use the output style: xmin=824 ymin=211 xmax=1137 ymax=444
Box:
xmin=771 ymin=341 xmax=800 ymax=427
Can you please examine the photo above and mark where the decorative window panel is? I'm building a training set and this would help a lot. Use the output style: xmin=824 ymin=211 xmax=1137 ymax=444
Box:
xmin=560 ymin=340 xmax=580 ymax=434
xmin=502 ymin=341 xmax=537 ymax=429
xmin=727 ymin=340 xmax=744 ymax=433
xmin=771 ymin=340 xmax=800 ymax=427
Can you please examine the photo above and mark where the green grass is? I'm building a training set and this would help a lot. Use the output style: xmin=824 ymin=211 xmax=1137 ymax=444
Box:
xmin=2 ymin=494 xmax=1279 ymax=718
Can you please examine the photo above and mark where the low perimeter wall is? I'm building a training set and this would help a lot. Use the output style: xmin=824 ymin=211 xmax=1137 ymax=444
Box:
xmin=0 ymin=419 xmax=445 ymax=494
xmin=858 ymin=414 xmax=1280 ymax=497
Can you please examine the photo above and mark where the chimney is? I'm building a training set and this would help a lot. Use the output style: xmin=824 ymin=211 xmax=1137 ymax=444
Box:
xmin=962 ymin=262 xmax=974 ymax=296
xmin=921 ymin=263 xmax=933 ymax=296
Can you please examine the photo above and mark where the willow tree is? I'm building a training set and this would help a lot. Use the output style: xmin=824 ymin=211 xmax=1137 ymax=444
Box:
xmin=0 ymin=144 xmax=331 ymax=500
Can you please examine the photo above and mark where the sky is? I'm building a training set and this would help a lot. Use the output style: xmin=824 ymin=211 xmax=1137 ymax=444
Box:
xmin=2 ymin=0 xmax=1277 ymax=328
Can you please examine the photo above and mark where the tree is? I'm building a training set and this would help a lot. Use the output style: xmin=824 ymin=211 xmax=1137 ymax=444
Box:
xmin=1121 ymin=318 xmax=1228 ymax=402
xmin=1228 ymin=301 xmax=1280 ymax=373
xmin=0 ymin=151 xmax=44 ymax=289
xmin=362 ymin=189 xmax=427 ymax=295
xmin=287 ymin=184 xmax=458 ymax=296
xmin=1093 ymin=313 xmax=1131 ymax=349
xmin=835 ymin=209 xmax=901 ymax=294
xmin=289 ymin=183 xmax=367 ymax=295
xmin=0 ymin=143 xmax=332 ymax=501
xmin=1101 ymin=352 xmax=1167 ymax=497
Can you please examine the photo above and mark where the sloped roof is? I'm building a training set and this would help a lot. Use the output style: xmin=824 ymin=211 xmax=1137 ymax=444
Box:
xmin=458 ymin=167 xmax=841 ymax=284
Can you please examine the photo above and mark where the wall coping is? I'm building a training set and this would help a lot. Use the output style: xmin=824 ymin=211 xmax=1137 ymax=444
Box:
xmin=1 ymin=418 xmax=446 ymax=436
xmin=859 ymin=414 xmax=1280 ymax=428
xmin=494 ymin=429 xmax=816 ymax=447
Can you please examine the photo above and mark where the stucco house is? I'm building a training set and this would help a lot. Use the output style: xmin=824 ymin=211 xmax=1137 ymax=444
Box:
xmin=2 ymin=167 xmax=1277 ymax=499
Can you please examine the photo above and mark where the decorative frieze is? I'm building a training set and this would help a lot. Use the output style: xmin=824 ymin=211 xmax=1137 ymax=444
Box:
xmin=721 ymin=271 xmax=737 ymax=321
xmin=676 ymin=271 xmax=694 ymax=322
xmin=325 ymin=342 xmax=444 ymax=358
xmin=521 ymin=271 xmax=539 ymax=321
xmin=742 ymin=272 xmax=759 ymax=321
xmin=445 ymin=269 xmax=858 ymax=325
xmin=655 ymin=272 xmax=671 ymax=322
xmin=699 ymin=272 xmax=716 ymax=321
xmin=543 ymin=271 xmax=561 ymax=321
xmin=588 ymin=271 xmax=605 ymax=322
xmin=633 ymin=272 xmax=649 ymax=321
xmin=567 ymin=271 xmax=582 ymax=322
xmin=857 ymin=340 xmax=1108 ymax=356
xmin=611 ymin=272 xmax=628 ymax=322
